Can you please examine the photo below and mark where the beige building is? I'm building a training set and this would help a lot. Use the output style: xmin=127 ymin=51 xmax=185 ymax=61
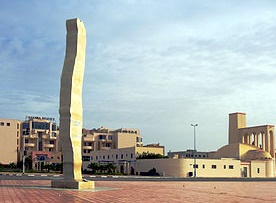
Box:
xmin=136 ymin=158 xmax=241 ymax=177
xmin=168 ymin=149 xmax=208 ymax=159
xmin=137 ymin=112 xmax=275 ymax=178
xmin=0 ymin=119 xmax=21 ymax=165
xmin=21 ymin=116 xmax=61 ymax=169
xmin=81 ymin=127 xmax=164 ymax=174
xmin=82 ymin=127 xmax=142 ymax=154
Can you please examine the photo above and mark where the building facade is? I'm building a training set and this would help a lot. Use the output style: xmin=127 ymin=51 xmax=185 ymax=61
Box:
xmin=168 ymin=150 xmax=208 ymax=159
xmin=82 ymin=127 xmax=143 ymax=160
xmin=139 ymin=112 xmax=275 ymax=178
xmin=136 ymin=158 xmax=241 ymax=177
xmin=0 ymin=119 xmax=21 ymax=165
xmin=21 ymin=116 xmax=61 ymax=170
xmin=81 ymin=127 xmax=164 ymax=174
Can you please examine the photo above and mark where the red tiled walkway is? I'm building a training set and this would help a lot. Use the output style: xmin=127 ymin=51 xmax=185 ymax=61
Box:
xmin=1 ymin=180 xmax=276 ymax=202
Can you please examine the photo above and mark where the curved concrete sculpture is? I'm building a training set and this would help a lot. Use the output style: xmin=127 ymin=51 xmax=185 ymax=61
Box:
xmin=51 ymin=18 xmax=94 ymax=189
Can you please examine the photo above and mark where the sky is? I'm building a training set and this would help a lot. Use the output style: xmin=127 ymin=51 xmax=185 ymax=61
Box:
xmin=1 ymin=0 xmax=276 ymax=153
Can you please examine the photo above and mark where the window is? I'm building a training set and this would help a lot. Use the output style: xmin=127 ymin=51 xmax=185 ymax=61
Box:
xmin=131 ymin=153 xmax=133 ymax=158
xmin=108 ymin=136 xmax=112 ymax=140
xmin=52 ymin=124 xmax=57 ymax=131
xmin=121 ymin=154 xmax=124 ymax=159
xmin=108 ymin=155 xmax=110 ymax=159
xmin=38 ymin=132 xmax=43 ymax=151
xmin=22 ymin=123 xmax=29 ymax=129
xmin=6 ymin=123 xmax=10 ymax=126
xmin=211 ymin=165 xmax=217 ymax=169
xmin=50 ymin=141 xmax=54 ymax=144
xmin=0 ymin=122 xmax=4 ymax=126
xmin=202 ymin=164 xmax=205 ymax=169
xmin=103 ymin=155 xmax=105 ymax=159
xmin=116 ymin=154 xmax=118 ymax=159
xmin=83 ymin=150 xmax=87 ymax=153
xmin=23 ymin=129 xmax=30 ymax=135
xmin=32 ymin=122 xmax=50 ymax=130
xmin=82 ymin=156 xmax=90 ymax=161
xmin=257 ymin=168 xmax=260 ymax=173
xmin=193 ymin=164 xmax=198 ymax=168
xmin=229 ymin=165 xmax=234 ymax=169
xmin=224 ymin=165 xmax=226 ymax=169
xmin=99 ymin=135 xmax=106 ymax=139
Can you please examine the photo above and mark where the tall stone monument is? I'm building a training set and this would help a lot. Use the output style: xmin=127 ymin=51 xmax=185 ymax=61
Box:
xmin=51 ymin=18 xmax=94 ymax=189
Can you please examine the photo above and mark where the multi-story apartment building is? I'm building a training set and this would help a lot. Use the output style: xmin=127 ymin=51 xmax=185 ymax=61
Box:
xmin=0 ymin=116 xmax=164 ymax=173
xmin=21 ymin=116 xmax=61 ymax=170
xmin=82 ymin=127 xmax=142 ymax=154
xmin=81 ymin=127 xmax=165 ymax=174
xmin=0 ymin=119 xmax=21 ymax=165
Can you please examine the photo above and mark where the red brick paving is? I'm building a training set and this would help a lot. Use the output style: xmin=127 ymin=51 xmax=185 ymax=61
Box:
xmin=1 ymin=180 xmax=276 ymax=202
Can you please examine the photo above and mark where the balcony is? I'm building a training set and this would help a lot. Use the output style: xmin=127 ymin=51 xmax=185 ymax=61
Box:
xmin=83 ymin=146 xmax=93 ymax=150
xmin=25 ymin=143 xmax=35 ymax=147
xmin=100 ymin=147 xmax=111 ymax=150
xmin=25 ymin=134 xmax=38 ymax=139
xmin=44 ymin=144 xmax=54 ymax=148
xmin=49 ymin=136 xmax=57 ymax=140
xmin=83 ymin=137 xmax=95 ymax=142
xmin=42 ymin=135 xmax=49 ymax=139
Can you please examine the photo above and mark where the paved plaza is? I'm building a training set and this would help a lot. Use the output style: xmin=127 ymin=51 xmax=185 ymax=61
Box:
xmin=1 ymin=179 xmax=276 ymax=203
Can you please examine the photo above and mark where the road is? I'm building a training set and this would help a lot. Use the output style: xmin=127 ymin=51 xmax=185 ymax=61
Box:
xmin=1 ymin=173 xmax=276 ymax=182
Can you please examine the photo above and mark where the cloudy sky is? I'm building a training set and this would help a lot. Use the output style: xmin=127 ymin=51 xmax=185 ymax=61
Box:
xmin=1 ymin=0 xmax=276 ymax=152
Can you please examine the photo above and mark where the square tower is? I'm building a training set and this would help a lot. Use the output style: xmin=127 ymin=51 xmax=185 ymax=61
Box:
xmin=228 ymin=112 xmax=246 ymax=144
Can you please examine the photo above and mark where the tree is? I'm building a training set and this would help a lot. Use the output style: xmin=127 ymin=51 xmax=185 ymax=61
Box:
xmin=8 ymin=163 xmax=16 ymax=169
xmin=106 ymin=163 xmax=116 ymax=174
xmin=43 ymin=164 xmax=53 ymax=173
xmin=137 ymin=152 xmax=168 ymax=159
xmin=87 ymin=162 xmax=99 ymax=174
xmin=25 ymin=156 xmax=32 ymax=170
xmin=52 ymin=163 xmax=62 ymax=171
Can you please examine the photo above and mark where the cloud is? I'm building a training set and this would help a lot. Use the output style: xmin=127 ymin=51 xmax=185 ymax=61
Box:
xmin=1 ymin=0 xmax=276 ymax=152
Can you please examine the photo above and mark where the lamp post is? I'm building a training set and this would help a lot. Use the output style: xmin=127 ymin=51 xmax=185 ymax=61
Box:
xmin=22 ymin=134 xmax=25 ymax=174
xmin=191 ymin=124 xmax=198 ymax=178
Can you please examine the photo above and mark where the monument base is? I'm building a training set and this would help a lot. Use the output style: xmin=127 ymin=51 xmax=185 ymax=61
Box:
xmin=51 ymin=179 xmax=95 ymax=189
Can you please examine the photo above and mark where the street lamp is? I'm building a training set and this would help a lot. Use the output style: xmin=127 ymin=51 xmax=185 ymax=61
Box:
xmin=191 ymin=124 xmax=198 ymax=178
xmin=22 ymin=134 xmax=25 ymax=174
